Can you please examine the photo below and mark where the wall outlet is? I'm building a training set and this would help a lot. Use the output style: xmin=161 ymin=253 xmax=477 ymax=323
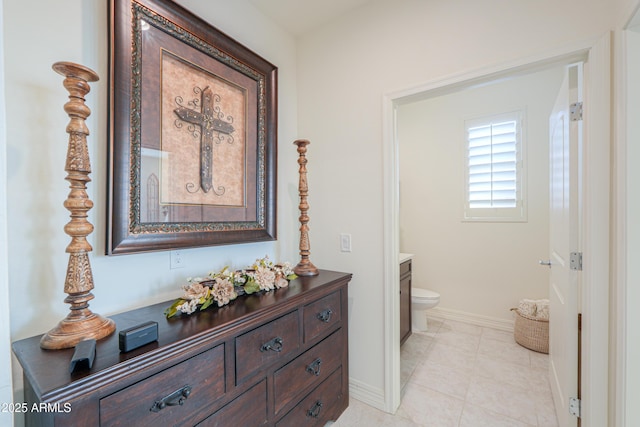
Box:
xmin=170 ymin=250 xmax=186 ymax=269
xmin=340 ymin=233 xmax=352 ymax=253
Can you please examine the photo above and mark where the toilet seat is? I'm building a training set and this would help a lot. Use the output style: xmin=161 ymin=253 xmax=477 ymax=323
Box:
xmin=412 ymin=288 xmax=440 ymax=301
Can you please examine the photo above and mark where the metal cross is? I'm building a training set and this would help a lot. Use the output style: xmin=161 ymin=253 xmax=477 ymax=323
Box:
xmin=174 ymin=86 xmax=234 ymax=193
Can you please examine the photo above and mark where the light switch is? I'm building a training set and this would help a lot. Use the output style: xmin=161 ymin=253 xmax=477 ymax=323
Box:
xmin=340 ymin=234 xmax=352 ymax=253
xmin=170 ymin=250 xmax=186 ymax=269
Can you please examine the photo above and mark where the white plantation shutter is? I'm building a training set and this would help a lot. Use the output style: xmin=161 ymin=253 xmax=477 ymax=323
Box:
xmin=464 ymin=111 xmax=525 ymax=221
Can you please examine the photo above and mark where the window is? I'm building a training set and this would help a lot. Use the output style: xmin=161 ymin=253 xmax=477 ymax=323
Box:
xmin=464 ymin=111 xmax=526 ymax=221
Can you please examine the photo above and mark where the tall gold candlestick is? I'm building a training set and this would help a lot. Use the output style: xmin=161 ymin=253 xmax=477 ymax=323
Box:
xmin=293 ymin=139 xmax=319 ymax=276
xmin=40 ymin=62 xmax=115 ymax=350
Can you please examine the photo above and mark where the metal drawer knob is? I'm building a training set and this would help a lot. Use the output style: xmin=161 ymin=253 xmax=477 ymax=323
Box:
xmin=150 ymin=385 xmax=192 ymax=412
xmin=260 ymin=336 xmax=283 ymax=353
xmin=307 ymin=400 xmax=323 ymax=418
xmin=306 ymin=358 xmax=322 ymax=376
xmin=317 ymin=309 xmax=333 ymax=323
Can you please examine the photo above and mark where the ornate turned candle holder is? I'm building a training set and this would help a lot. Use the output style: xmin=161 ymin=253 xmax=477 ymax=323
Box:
xmin=40 ymin=62 xmax=115 ymax=350
xmin=293 ymin=139 xmax=319 ymax=276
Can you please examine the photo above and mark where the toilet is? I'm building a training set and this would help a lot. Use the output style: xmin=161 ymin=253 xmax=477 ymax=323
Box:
xmin=411 ymin=288 xmax=440 ymax=331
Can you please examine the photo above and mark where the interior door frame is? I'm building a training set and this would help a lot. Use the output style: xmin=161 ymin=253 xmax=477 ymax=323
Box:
xmin=615 ymin=6 xmax=640 ymax=424
xmin=382 ymin=40 xmax=611 ymax=425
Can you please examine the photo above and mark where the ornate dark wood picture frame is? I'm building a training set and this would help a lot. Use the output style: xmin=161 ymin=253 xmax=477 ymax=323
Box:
xmin=108 ymin=0 xmax=277 ymax=254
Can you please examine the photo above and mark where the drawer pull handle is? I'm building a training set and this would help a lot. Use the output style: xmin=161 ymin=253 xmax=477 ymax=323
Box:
xmin=307 ymin=400 xmax=323 ymax=418
xmin=317 ymin=309 xmax=333 ymax=323
xmin=260 ymin=336 xmax=283 ymax=353
xmin=306 ymin=358 xmax=322 ymax=376
xmin=150 ymin=385 xmax=192 ymax=412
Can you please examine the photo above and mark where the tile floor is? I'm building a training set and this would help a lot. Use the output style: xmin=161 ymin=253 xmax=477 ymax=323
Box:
xmin=332 ymin=316 xmax=558 ymax=427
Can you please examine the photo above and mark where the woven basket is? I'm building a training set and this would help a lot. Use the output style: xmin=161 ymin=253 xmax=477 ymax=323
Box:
xmin=511 ymin=308 xmax=549 ymax=354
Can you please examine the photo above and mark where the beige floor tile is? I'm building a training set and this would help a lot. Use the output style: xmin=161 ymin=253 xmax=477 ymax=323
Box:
xmin=425 ymin=341 xmax=477 ymax=373
xmin=401 ymin=333 xmax=435 ymax=391
xmin=459 ymin=403 xmax=536 ymax=427
xmin=478 ymin=334 xmax=532 ymax=367
xmin=332 ymin=398 xmax=419 ymax=427
xmin=474 ymin=354 xmax=536 ymax=391
xmin=338 ymin=320 xmax=559 ymax=427
xmin=536 ymin=401 xmax=560 ymax=427
xmin=529 ymin=368 xmax=553 ymax=396
xmin=534 ymin=384 xmax=559 ymax=427
xmin=537 ymin=411 xmax=560 ymax=427
xmin=466 ymin=375 xmax=538 ymax=425
xmin=432 ymin=329 xmax=481 ymax=353
xmin=480 ymin=326 xmax=515 ymax=343
xmin=401 ymin=355 xmax=419 ymax=393
xmin=410 ymin=359 xmax=471 ymax=399
xmin=396 ymin=383 xmax=464 ymax=427
xmin=529 ymin=349 xmax=551 ymax=371
xmin=402 ymin=332 xmax=434 ymax=358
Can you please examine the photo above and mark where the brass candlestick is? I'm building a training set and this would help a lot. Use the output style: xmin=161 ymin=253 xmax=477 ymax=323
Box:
xmin=40 ymin=62 xmax=115 ymax=350
xmin=293 ymin=139 xmax=319 ymax=276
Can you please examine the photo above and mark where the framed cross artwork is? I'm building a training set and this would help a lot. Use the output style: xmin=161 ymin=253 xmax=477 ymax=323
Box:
xmin=108 ymin=0 xmax=277 ymax=254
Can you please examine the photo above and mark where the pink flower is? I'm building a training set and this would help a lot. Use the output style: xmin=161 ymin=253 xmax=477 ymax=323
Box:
xmin=211 ymin=277 xmax=237 ymax=307
xmin=275 ymin=273 xmax=289 ymax=289
xmin=255 ymin=265 xmax=276 ymax=291
xmin=181 ymin=282 xmax=208 ymax=301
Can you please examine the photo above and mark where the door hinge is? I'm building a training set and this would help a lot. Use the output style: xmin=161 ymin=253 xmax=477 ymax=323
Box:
xmin=570 ymin=102 xmax=583 ymax=121
xmin=569 ymin=397 xmax=581 ymax=418
xmin=570 ymin=252 xmax=583 ymax=271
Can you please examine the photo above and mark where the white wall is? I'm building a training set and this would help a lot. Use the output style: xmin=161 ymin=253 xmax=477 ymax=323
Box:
xmin=3 ymin=0 xmax=299 ymax=421
xmin=0 ymin=0 xmax=14 ymax=425
xmin=397 ymin=67 xmax=563 ymax=322
xmin=297 ymin=0 xmax=620 ymax=407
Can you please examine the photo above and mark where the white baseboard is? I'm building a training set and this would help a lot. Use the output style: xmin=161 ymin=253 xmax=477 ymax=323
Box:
xmin=428 ymin=307 xmax=514 ymax=332
xmin=348 ymin=377 xmax=386 ymax=411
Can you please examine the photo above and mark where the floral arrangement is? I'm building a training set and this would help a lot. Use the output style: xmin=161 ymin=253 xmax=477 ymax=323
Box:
xmin=164 ymin=256 xmax=297 ymax=318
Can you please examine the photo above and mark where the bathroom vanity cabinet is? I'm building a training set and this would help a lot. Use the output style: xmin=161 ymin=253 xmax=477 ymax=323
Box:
xmin=13 ymin=270 xmax=351 ymax=427
xmin=400 ymin=259 xmax=412 ymax=345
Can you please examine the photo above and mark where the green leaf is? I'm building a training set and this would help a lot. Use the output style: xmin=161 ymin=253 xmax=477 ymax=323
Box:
xmin=164 ymin=299 xmax=185 ymax=318
xmin=243 ymin=279 xmax=260 ymax=294
xmin=286 ymin=274 xmax=298 ymax=281
xmin=200 ymin=297 xmax=214 ymax=311
xmin=211 ymin=266 xmax=229 ymax=279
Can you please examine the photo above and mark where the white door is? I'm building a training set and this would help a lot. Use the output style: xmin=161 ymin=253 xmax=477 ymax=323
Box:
xmin=548 ymin=63 xmax=582 ymax=427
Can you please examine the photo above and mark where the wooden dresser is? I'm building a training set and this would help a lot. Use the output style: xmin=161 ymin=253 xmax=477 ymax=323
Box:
xmin=13 ymin=270 xmax=351 ymax=427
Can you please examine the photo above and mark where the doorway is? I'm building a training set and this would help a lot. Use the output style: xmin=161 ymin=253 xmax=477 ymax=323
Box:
xmin=395 ymin=65 xmax=563 ymax=329
xmin=395 ymin=61 xmax=568 ymax=420
xmin=382 ymin=39 xmax=611 ymax=426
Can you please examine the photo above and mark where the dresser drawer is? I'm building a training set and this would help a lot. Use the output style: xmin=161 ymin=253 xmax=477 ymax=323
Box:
xmin=273 ymin=328 xmax=343 ymax=414
xmin=303 ymin=290 xmax=341 ymax=343
xmin=197 ymin=379 xmax=267 ymax=427
xmin=276 ymin=367 xmax=344 ymax=427
xmin=235 ymin=311 xmax=300 ymax=384
xmin=100 ymin=344 xmax=225 ymax=427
